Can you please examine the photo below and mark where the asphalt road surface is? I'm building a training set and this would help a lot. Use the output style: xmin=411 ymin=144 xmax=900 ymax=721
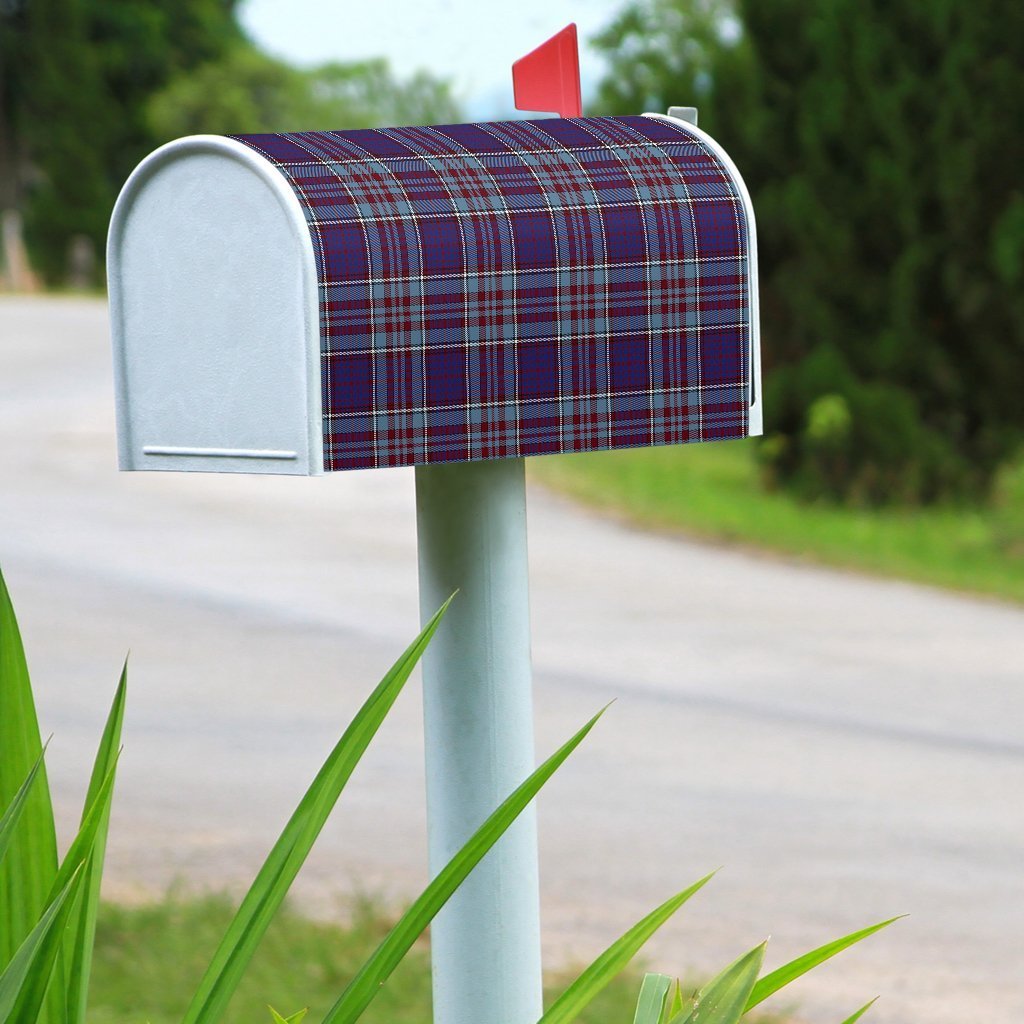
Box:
xmin=1 ymin=297 xmax=1022 ymax=1023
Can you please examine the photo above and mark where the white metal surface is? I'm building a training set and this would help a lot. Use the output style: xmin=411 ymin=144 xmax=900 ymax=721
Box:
xmin=666 ymin=105 xmax=698 ymax=125
xmin=646 ymin=111 xmax=763 ymax=437
xmin=107 ymin=136 xmax=322 ymax=475
xmin=415 ymin=458 xmax=543 ymax=1024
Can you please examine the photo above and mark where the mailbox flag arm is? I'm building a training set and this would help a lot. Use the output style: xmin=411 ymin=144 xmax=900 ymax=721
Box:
xmin=512 ymin=24 xmax=583 ymax=117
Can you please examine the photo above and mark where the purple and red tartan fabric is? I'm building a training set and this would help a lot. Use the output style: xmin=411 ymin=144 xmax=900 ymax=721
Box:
xmin=233 ymin=115 xmax=753 ymax=471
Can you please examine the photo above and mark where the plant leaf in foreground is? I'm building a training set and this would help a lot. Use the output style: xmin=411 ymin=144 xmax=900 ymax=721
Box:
xmin=666 ymin=980 xmax=685 ymax=1020
xmin=669 ymin=943 xmax=765 ymax=1024
xmin=0 ymin=751 xmax=46 ymax=870
xmin=632 ymin=973 xmax=671 ymax=1024
xmin=13 ymin=762 xmax=118 ymax=1023
xmin=745 ymin=918 xmax=902 ymax=1011
xmin=839 ymin=998 xmax=878 ymax=1024
xmin=0 ymin=868 xmax=84 ymax=1024
xmin=540 ymin=873 xmax=714 ymax=1024
xmin=66 ymin=663 xmax=127 ymax=1024
xmin=321 ymin=708 xmax=606 ymax=1024
xmin=269 ymin=1008 xmax=308 ymax=1024
xmin=182 ymin=597 xmax=453 ymax=1024
xmin=0 ymin=567 xmax=59 ymax=1012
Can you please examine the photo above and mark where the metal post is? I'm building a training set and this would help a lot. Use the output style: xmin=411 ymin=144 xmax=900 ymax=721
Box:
xmin=415 ymin=457 xmax=543 ymax=1024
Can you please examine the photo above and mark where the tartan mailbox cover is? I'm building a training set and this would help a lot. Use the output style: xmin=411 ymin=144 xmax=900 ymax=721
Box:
xmin=108 ymin=113 xmax=760 ymax=476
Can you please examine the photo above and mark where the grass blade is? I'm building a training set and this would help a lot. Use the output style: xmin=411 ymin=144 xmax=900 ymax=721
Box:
xmin=0 ymin=868 xmax=84 ymax=1024
xmin=839 ymin=997 xmax=878 ymax=1023
xmin=671 ymin=943 xmax=765 ymax=1024
xmin=182 ymin=598 xmax=453 ymax=1024
xmin=13 ymin=762 xmax=118 ymax=1022
xmin=0 ymin=750 xmax=46 ymax=870
xmin=667 ymin=980 xmax=684 ymax=1020
xmin=269 ymin=1009 xmax=308 ymax=1024
xmin=66 ymin=663 xmax=127 ymax=1024
xmin=745 ymin=918 xmax=902 ymax=1011
xmin=321 ymin=708 xmax=606 ymax=1024
xmin=0 ymin=568 xmax=59 ymax=995
xmin=633 ymin=973 xmax=671 ymax=1024
xmin=49 ymin=762 xmax=119 ymax=904
xmin=540 ymin=873 xmax=715 ymax=1024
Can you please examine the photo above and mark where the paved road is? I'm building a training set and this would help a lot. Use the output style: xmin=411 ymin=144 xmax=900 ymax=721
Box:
xmin=1 ymin=297 xmax=1022 ymax=1023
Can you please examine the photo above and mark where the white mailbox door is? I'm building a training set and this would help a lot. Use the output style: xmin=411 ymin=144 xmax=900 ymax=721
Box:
xmin=108 ymin=137 xmax=322 ymax=475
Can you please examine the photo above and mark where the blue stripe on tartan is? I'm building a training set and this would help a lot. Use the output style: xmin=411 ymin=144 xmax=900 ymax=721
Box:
xmin=233 ymin=115 xmax=752 ymax=471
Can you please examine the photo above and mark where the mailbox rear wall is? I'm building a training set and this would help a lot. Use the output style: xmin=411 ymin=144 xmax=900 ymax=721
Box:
xmin=234 ymin=115 xmax=756 ymax=472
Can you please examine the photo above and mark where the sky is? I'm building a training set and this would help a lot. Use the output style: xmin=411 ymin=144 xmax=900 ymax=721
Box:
xmin=239 ymin=0 xmax=625 ymax=119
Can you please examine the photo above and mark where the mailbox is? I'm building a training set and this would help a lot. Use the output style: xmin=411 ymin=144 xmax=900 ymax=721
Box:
xmin=108 ymin=113 xmax=759 ymax=475
xmin=106 ymin=52 xmax=765 ymax=1024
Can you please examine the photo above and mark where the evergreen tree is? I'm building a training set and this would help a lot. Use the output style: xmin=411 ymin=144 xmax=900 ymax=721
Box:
xmin=0 ymin=1 xmax=463 ymax=287
xmin=595 ymin=0 xmax=1024 ymax=503
xmin=1 ymin=0 xmax=242 ymax=284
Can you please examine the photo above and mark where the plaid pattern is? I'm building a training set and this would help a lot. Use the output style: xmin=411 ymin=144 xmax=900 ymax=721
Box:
xmin=233 ymin=115 xmax=752 ymax=471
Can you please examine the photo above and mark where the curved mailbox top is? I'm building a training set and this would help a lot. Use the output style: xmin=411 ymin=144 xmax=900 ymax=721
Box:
xmin=109 ymin=114 xmax=759 ymax=475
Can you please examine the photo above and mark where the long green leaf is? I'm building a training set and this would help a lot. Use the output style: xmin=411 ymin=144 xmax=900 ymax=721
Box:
xmin=12 ymin=762 xmax=119 ymax=1023
xmin=66 ymin=663 xmax=127 ymax=1024
xmin=49 ymin=763 xmax=119 ymax=906
xmin=839 ymin=998 xmax=878 ymax=1024
xmin=633 ymin=974 xmax=671 ymax=1024
xmin=0 ymin=868 xmax=84 ymax=1024
xmin=321 ymin=708 xmax=607 ymax=1024
xmin=183 ymin=598 xmax=453 ymax=1024
xmin=671 ymin=943 xmax=765 ymax=1024
xmin=0 ymin=750 xmax=46 ymax=870
xmin=540 ymin=873 xmax=714 ymax=1024
xmin=0 ymin=568 xmax=59 ymax=1008
xmin=745 ymin=918 xmax=901 ymax=1011
xmin=666 ymin=980 xmax=685 ymax=1021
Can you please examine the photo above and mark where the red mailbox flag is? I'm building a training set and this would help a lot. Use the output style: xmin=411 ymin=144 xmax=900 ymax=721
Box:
xmin=512 ymin=24 xmax=583 ymax=118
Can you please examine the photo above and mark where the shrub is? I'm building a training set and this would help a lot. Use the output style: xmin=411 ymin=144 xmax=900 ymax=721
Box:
xmin=991 ymin=453 xmax=1024 ymax=557
xmin=594 ymin=0 xmax=1024 ymax=505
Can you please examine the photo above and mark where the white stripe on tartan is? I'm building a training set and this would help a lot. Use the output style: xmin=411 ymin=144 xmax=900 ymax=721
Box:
xmin=322 ymin=380 xmax=748 ymax=419
xmin=317 ymin=324 xmax=751 ymax=357
xmin=262 ymin=137 xmax=715 ymax=169
xmin=473 ymin=120 xmax=572 ymax=458
xmin=316 ymin=254 xmax=744 ymax=287
xmin=375 ymin=125 xmax=478 ymax=462
xmin=414 ymin=123 xmax=528 ymax=456
xmin=625 ymin=117 xmax=701 ymax=440
xmin=297 ymin=194 xmax=741 ymax=229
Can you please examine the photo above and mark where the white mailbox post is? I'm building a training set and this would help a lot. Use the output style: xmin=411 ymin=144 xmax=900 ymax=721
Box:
xmin=108 ymin=28 xmax=759 ymax=1024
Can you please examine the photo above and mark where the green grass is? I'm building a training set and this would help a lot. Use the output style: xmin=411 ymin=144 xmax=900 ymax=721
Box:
xmin=88 ymin=895 xmax=431 ymax=1024
xmin=530 ymin=439 xmax=1024 ymax=604
xmin=86 ymin=895 xmax=646 ymax=1024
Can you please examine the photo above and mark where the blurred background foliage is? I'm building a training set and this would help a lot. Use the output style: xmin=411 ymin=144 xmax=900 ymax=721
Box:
xmin=147 ymin=50 xmax=463 ymax=141
xmin=1 ymin=0 xmax=1021 ymax=518
xmin=594 ymin=0 xmax=1024 ymax=506
xmin=0 ymin=0 xmax=463 ymax=284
